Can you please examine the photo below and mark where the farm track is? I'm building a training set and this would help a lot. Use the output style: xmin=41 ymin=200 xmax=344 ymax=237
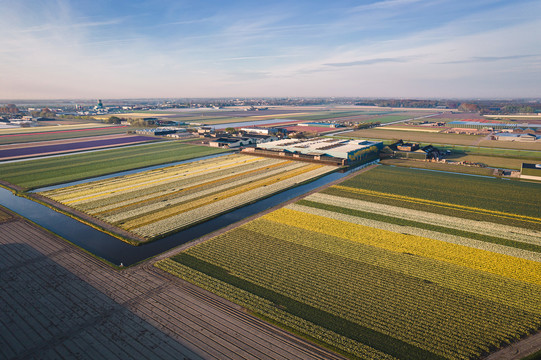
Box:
xmin=0 ymin=208 xmax=345 ymax=360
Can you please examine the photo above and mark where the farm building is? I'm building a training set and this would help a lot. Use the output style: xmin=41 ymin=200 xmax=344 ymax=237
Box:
xmin=209 ymin=137 xmax=254 ymax=148
xmin=244 ymin=134 xmax=279 ymax=144
xmin=448 ymin=120 xmax=541 ymax=131
xmin=385 ymin=141 xmax=441 ymax=160
xmin=493 ymin=133 xmax=538 ymax=142
xmin=520 ymin=163 xmax=541 ymax=181
xmin=135 ymin=128 xmax=182 ymax=136
xmin=257 ymin=138 xmax=382 ymax=164
xmin=240 ymin=127 xmax=281 ymax=135
xmin=197 ymin=126 xmax=214 ymax=136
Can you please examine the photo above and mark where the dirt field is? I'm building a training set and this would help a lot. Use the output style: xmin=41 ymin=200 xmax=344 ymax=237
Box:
xmin=478 ymin=139 xmax=541 ymax=151
xmin=446 ymin=154 xmax=527 ymax=170
xmin=349 ymin=128 xmax=484 ymax=145
xmin=0 ymin=208 xmax=344 ymax=360
xmin=380 ymin=159 xmax=496 ymax=176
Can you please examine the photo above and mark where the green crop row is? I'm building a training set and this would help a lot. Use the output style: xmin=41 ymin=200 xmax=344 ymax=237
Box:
xmin=0 ymin=142 xmax=229 ymax=190
xmin=333 ymin=166 xmax=541 ymax=218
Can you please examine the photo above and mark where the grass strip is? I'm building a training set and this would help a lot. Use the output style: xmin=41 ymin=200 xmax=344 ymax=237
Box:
xmin=297 ymin=200 xmax=541 ymax=253
xmin=172 ymin=253 xmax=445 ymax=360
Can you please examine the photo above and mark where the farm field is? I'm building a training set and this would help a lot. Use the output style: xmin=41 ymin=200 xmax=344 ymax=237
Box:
xmin=445 ymin=154 xmax=527 ymax=169
xmin=421 ymin=144 xmax=541 ymax=161
xmin=157 ymin=165 xmax=541 ymax=360
xmin=0 ymin=125 xmax=130 ymax=145
xmin=349 ymin=128 xmax=541 ymax=151
xmin=477 ymin=139 xmax=541 ymax=151
xmin=380 ymin=159 xmax=496 ymax=176
xmin=0 ymin=134 xmax=158 ymax=160
xmin=324 ymin=165 xmax=541 ymax=229
xmin=0 ymin=122 xmax=116 ymax=135
xmin=0 ymin=142 xmax=228 ymax=190
xmin=41 ymin=154 xmax=336 ymax=240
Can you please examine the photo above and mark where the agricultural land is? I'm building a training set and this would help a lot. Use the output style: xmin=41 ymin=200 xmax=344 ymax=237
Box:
xmin=0 ymin=142 xmax=228 ymax=190
xmin=0 ymin=206 xmax=340 ymax=360
xmin=0 ymin=125 xmax=131 ymax=145
xmin=157 ymin=165 xmax=541 ymax=360
xmin=0 ymin=134 xmax=159 ymax=161
xmin=40 ymin=154 xmax=336 ymax=241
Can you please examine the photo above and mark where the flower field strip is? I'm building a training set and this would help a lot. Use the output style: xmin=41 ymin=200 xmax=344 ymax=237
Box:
xmin=0 ymin=124 xmax=122 ymax=136
xmin=333 ymin=185 xmax=541 ymax=225
xmin=323 ymin=185 xmax=541 ymax=231
xmin=0 ymin=142 xmax=229 ymax=190
xmin=119 ymin=163 xmax=327 ymax=231
xmin=187 ymin=234 xmax=539 ymax=359
xmin=85 ymin=159 xmax=293 ymax=215
xmin=48 ymin=155 xmax=267 ymax=203
xmin=338 ymin=165 xmax=541 ymax=218
xmin=164 ymin=223 xmax=541 ymax=359
xmin=41 ymin=153 xmax=335 ymax=239
xmin=93 ymin=161 xmax=305 ymax=224
xmin=41 ymin=153 xmax=260 ymax=201
xmin=287 ymin=203 xmax=541 ymax=261
xmin=265 ymin=208 xmax=541 ymax=285
xmin=243 ymin=219 xmax=541 ymax=315
xmin=0 ymin=134 xmax=158 ymax=160
xmin=167 ymin=254 xmax=446 ymax=360
xmin=132 ymin=165 xmax=334 ymax=238
xmin=296 ymin=197 xmax=541 ymax=254
xmin=305 ymin=193 xmax=541 ymax=246
xmin=156 ymin=259 xmax=398 ymax=360
xmin=80 ymin=159 xmax=297 ymax=216
xmin=0 ymin=126 xmax=130 ymax=145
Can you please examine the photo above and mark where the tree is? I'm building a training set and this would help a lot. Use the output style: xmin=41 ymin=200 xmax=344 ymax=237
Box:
xmin=225 ymin=127 xmax=238 ymax=134
xmin=105 ymin=116 xmax=122 ymax=124
xmin=458 ymin=103 xmax=480 ymax=112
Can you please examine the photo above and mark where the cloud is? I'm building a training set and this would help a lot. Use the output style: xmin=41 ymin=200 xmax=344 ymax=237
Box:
xmin=324 ymin=56 xmax=412 ymax=67
xmin=438 ymin=54 xmax=540 ymax=64
xmin=10 ymin=18 xmax=124 ymax=34
xmin=353 ymin=0 xmax=425 ymax=12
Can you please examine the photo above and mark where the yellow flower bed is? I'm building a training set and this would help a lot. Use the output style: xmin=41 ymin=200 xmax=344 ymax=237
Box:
xmin=265 ymin=208 xmax=541 ymax=285
xmin=55 ymin=155 xmax=263 ymax=204
xmin=92 ymin=159 xmax=293 ymax=215
xmin=123 ymin=163 xmax=324 ymax=230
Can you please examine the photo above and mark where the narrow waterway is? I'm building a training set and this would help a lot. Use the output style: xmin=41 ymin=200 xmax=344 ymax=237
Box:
xmin=0 ymin=167 xmax=360 ymax=266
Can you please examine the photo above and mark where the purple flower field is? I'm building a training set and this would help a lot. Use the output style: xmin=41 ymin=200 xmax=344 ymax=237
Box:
xmin=0 ymin=135 xmax=157 ymax=160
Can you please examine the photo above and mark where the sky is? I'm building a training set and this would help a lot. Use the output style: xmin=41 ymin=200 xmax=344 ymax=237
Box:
xmin=1 ymin=0 xmax=540 ymax=99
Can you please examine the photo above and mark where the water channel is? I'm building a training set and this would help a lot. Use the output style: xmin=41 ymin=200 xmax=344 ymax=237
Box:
xmin=0 ymin=165 xmax=366 ymax=267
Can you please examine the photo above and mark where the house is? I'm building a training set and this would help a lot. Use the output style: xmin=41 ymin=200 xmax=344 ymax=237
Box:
xmin=390 ymin=141 xmax=441 ymax=160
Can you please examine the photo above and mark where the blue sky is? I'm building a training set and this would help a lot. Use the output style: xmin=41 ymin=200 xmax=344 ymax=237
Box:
xmin=1 ymin=0 xmax=540 ymax=99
